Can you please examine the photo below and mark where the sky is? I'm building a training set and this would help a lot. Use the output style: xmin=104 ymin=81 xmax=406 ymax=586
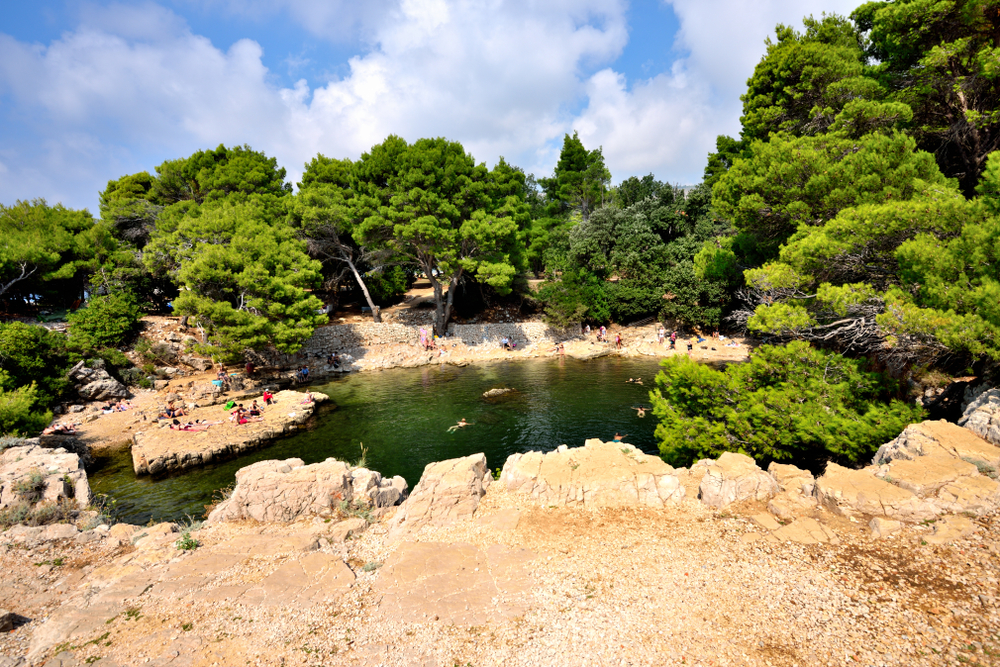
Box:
xmin=0 ymin=0 xmax=861 ymax=213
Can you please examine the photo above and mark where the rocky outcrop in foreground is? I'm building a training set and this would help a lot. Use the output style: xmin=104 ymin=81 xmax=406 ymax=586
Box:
xmin=389 ymin=453 xmax=492 ymax=535
xmin=131 ymin=390 xmax=326 ymax=476
xmin=499 ymin=440 xmax=684 ymax=508
xmin=207 ymin=457 xmax=407 ymax=523
xmin=0 ymin=445 xmax=91 ymax=510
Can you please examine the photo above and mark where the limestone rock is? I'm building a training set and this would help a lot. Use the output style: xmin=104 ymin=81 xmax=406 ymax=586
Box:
xmin=869 ymin=420 xmax=1000 ymax=516
xmin=179 ymin=354 xmax=212 ymax=371
xmin=870 ymin=517 xmax=902 ymax=539
xmin=875 ymin=420 xmax=1000 ymax=468
xmin=0 ymin=445 xmax=91 ymax=511
xmin=375 ymin=541 xmax=535 ymax=625
xmin=925 ymin=514 xmax=977 ymax=544
xmin=699 ymin=452 xmax=777 ymax=509
xmin=815 ymin=463 xmax=937 ymax=521
xmin=329 ymin=518 xmax=368 ymax=542
xmin=390 ymin=453 xmax=492 ymax=534
xmin=350 ymin=468 xmax=408 ymax=508
xmin=771 ymin=517 xmax=839 ymax=545
xmin=207 ymin=457 xmax=355 ymax=523
xmin=482 ymin=387 xmax=515 ymax=398
xmin=68 ymin=361 xmax=129 ymax=402
xmin=767 ymin=462 xmax=815 ymax=495
xmin=767 ymin=491 xmax=816 ymax=521
xmin=959 ymin=387 xmax=1000 ymax=446
xmin=499 ymin=439 xmax=684 ymax=508
xmin=131 ymin=390 xmax=326 ymax=476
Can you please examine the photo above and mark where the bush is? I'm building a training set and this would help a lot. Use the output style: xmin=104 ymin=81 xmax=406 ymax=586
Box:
xmin=0 ymin=435 xmax=26 ymax=451
xmin=12 ymin=469 xmax=47 ymax=503
xmin=537 ymin=269 xmax=609 ymax=326
xmin=67 ymin=292 xmax=141 ymax=352
xmin=651 ymin=341 xmax=924 ymax=470
xmin=0 ymin=501 xmax=31 ymax=529
xmin=0 ymin=384 xmax=52 ymax=437
xmin=365 ymin=266 xmax=413 ymax=306
xmin=0 ymin=322 xmax=70 ymax=404
xmin=25 ymin=499 xmax=75 ymax=527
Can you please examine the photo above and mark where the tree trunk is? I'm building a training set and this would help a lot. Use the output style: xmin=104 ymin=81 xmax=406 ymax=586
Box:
xmin=345 ymin=256 xmax=381 ymax=323
xmin=431 ymin=276 xmax=445 ymax=336
xmin=441 ymin=270 xmax=463 ymax=338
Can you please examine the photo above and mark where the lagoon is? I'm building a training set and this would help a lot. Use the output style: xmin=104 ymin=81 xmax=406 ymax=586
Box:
xmin=89 ymin=356 xmax=668 ymax=524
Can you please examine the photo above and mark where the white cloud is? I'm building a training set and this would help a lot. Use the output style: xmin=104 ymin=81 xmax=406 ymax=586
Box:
xmin=0 ymin=0 xmax=866 ymax=210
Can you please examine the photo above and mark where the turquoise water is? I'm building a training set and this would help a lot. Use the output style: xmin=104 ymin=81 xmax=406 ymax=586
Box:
xmin=89 ymin=357 xmax=668 ymax=524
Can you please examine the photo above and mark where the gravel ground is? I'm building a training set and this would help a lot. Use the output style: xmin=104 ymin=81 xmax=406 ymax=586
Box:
xmin=2 ymin=490 xmax=998 ymax=667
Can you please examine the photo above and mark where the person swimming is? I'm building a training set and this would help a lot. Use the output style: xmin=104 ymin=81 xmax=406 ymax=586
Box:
xmin=612 ymin=432 xmax=627 ymax=442
xmin=447 ymin=418 xmax=471 ymax=433
xmin=633 ymin=406 xmax=647 ymax=418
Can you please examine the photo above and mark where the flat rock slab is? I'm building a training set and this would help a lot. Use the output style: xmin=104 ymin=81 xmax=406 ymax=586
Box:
xmin=815 ymin=463 xmax=938 ymax=521
xmin=375 ymin=541 xmax=535 ymax=625
xmin=500 ymin=439 xmax=684 ymax=508
xmin=27 ymin=531 xmax=349 ymax=660
xmin=131 ymin=390 xmax=325 ymax=476
xmin=700 ymin=452 xmax=778 ymax=509
xmin=771 ymin=517 xmax=839 ymax=545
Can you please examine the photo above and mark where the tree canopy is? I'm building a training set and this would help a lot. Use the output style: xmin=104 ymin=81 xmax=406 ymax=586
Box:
xmin=354 ymin=136 xmax=528 ymax=335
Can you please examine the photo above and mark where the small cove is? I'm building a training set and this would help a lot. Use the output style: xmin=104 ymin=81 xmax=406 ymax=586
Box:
xmin=89 ymin=356 xmax=669 ymax=524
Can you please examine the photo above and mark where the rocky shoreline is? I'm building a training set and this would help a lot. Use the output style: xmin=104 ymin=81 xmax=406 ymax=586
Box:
xmin=129 ymin=390 xmax=327 ymax=477
xmin=2 ymin=402 xmax=1000 ymax=666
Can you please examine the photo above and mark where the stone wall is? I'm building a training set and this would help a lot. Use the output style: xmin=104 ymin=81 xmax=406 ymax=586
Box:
xmin=298 ymin=321 xmax=580 ymax=356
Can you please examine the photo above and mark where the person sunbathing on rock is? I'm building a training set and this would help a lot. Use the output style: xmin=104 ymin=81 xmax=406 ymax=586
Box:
xmin=447 ymin=418 xmax=471 ymax=433
xmin=42 ymin=422 xmax=77 ymax=435
xmin=238 ymin=413 xmax=264 ymax=425
xmin=249 ymin=400 xmax=262 ymax=416
xmin=262 ymin=390 xmax=274 ymax=405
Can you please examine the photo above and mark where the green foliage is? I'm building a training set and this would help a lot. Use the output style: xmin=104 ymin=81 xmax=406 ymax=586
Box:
xmin=713 ymin=130 xmax=951 ymax=260
xmin=538 ymin=132 xmax=611 ymax=219
xmin=0 ymin=501 xmax=31 ymax=528
xmin=651 ymin=342 xmax=923 ymax=468
xmin=12 ymin=469 xmax=47 ymax=503
xmin=536 ymin=269 xmax=609 ymax=327
xmin=0 ymin=199 xmax=97 ymax=308
xmin=67 ymin=293 xmax=141 ymax=353
xmin=174 ymin=532 xmax=200 ymax=551
xmin=0 ymin=322 xmax=70 ymax=404
xmin=355 ymin=137 xmax=527 ymax=334
xmin=364 ymin=266 xmax=411 ymax=305
xmin=740 ymin=153 xmax=1000 ymax=363
xmin=740 ymin=14 xmax=875 ymax=141
xmin=855 ymin=0 xmax=1000 ymax=195
xmin=147 ymin=200 xmax=326 ymax=358
xmin=0 ymin=383 xmax=52 ymax=437
xmin=0 ymin=435 xmax=27 ymax=451
xmin=153 ymin=144 xmax=292 ymax=205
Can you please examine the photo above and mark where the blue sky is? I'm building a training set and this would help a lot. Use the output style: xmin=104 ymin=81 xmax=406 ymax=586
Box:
xmin=0 ymin=0 xmax=859 ymax=212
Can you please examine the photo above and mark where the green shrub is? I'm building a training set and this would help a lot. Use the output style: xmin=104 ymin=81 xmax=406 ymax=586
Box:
xmin=651 ymin=341 xmax=924 ymax=470
xmin=0 ymin=435 xmax=26 ymax=451
xmin=0 ymin=322 xmax=70 ymax=404
xmin=12 ymin=469 xmax=47 ymax=503
xmin=0 ymin=383 xmax=51 ymax=437
xmin=26 ymin=499 xmax=75 ymax=527
xmin=537 ymin=269 xmax=609 ymax=326
xmin=0 ymin=501 xmax=31 ymax=528
xmin=174 ymin=532 xmax=199 ymax=550
xmin=67 ymin=293 xmax=141 ymax=353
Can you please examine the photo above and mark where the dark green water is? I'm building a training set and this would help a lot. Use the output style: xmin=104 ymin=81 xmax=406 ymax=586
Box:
xmin=89 ymin=357 xmax=667 ymax=524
